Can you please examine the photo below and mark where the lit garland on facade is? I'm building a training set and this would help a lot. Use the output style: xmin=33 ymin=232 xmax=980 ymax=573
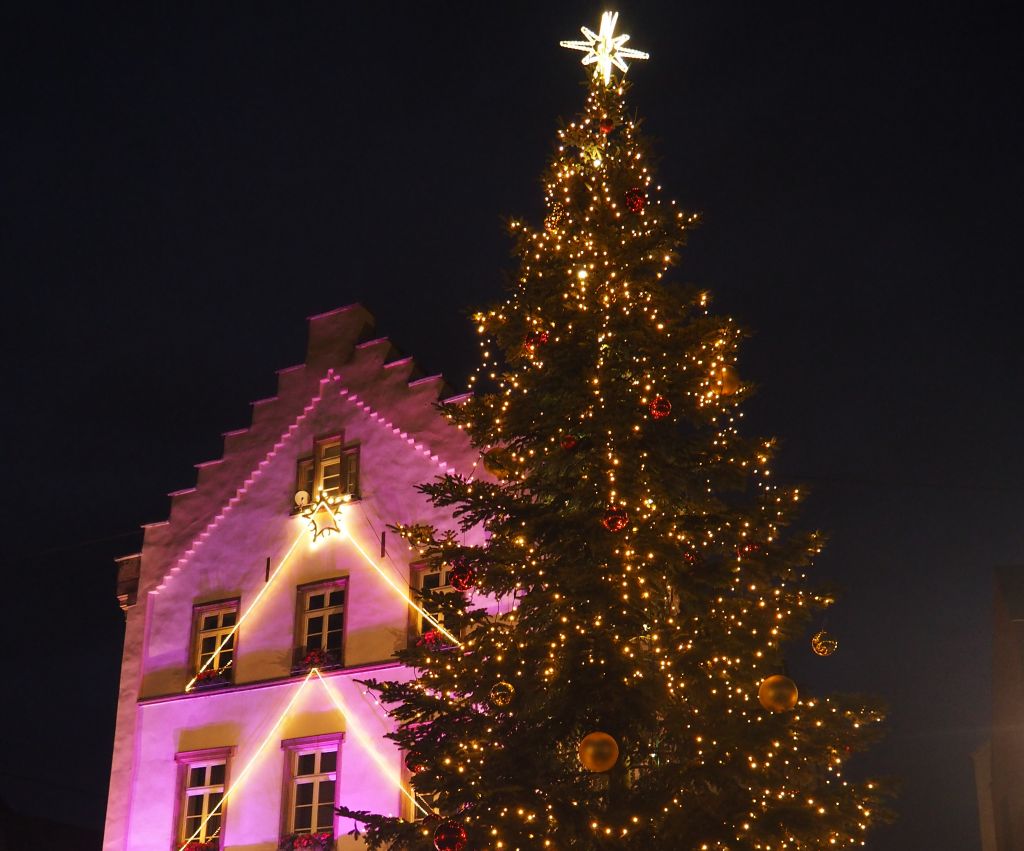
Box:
xmin=185 ymin=506 xmax=460 ymax=694
xmin=178 ymin=668 xmax=426 ymax=851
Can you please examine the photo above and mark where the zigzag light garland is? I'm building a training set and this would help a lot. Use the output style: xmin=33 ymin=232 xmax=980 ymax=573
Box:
xmin=178 ymin=668 xmax=428 ymax=851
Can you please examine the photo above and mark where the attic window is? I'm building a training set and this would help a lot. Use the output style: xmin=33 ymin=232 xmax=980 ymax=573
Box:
xmin=296 ymin=437 xmax=359 ymax=504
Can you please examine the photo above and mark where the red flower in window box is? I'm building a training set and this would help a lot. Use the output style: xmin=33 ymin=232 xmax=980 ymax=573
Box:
xmin=194 ymin=667 xmax=230 ymax=687
xmin=279 ymin=831 xmax=333 ymax=850
xmin=417 ymin=630 xmax=446 ymax=649
xmin=301 ymin=648 xmax=330 ymax=669
xmin=183 ymin=841 xmax=218 ymax=851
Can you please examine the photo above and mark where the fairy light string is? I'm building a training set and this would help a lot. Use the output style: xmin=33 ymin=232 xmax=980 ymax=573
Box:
xmin=177 ymin=668 xmax=427 ymax=851
xmin=337 ymin=12 xmax=888 ymax=851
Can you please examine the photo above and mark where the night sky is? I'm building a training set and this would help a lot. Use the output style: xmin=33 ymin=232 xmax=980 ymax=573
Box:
xmin=2 ymin=3 xmax=1020 ymax=848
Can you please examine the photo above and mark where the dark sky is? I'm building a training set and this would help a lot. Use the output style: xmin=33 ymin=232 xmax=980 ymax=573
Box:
xmin=2 ymin=2 xmax=1020 ymax=848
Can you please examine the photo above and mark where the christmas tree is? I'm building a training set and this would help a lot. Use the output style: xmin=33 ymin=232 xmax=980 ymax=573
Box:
xmin=339 ymin=13 xmax=888 ymax=850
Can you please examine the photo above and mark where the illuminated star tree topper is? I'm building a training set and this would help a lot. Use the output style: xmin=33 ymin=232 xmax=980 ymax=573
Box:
xmin=559 ymin=10 xmax=649 ymax=85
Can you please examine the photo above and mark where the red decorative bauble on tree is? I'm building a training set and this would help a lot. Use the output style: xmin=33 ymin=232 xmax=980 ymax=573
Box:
xmin=649 ymin=395 xmax=672 ymax=419
xmin=405 ymin=750 xmax=425 ymax=774
xmin=433 ymin=820 xmax=467 ymax=851
xmin=560 ymin=433 xmax=578 ymax=451
xmin=624 ymin=187 xmax=646 ymax=213
xmin=449 ymin=560 xmax=476 ymax=592
xmin=598 ymin=116 xmax=615 ymax=134
xmin=525 ymin=329 xmax=550 ymax=354
xmin=602 ymin=506 xmax=629 ymax=533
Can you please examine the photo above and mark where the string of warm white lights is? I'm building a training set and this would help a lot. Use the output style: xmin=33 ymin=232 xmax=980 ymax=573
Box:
xmin=178 ymin=667 xmax=427 ymax=850
xmin=312 ymin=669 xmax=431 ymax=816
xmin=335 ymin=510 xmax=462 ymax=646
xmin=333 ymin=12 xmax=887 ymax=850
xmin=178 ymin=669 xmax=318 ymax=850
xmin=185 ymin=504 xmax=461 ymax=693
xmin=185 ymin=524 xmax=308 ymax=692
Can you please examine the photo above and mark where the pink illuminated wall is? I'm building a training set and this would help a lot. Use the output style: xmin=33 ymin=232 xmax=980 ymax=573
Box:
xmin=103 ymin=305 xmax=484 ymax=851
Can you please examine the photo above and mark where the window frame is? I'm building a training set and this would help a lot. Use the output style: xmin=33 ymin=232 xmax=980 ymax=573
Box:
xmin=408 ymin=561 xmax=455 ymax=642
xmin=294 ymin=577 xmax=347 ymax=670
xmin=294 ymin=434 xmax=360 ymax=507
xmin=280 ymin=733 xmax=344 ymax=840
xmin=295 ymin=455 xmax=315 ymax=501
xmin=173 ymin=746 xmax=234 ymax=848
xmin=191 ymin=598 xmax=240 ymax=680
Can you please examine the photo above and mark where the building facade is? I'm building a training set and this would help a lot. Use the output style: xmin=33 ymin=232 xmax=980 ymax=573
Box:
xmin=974 ymin=567 xmax=1024 ymax=851
xmin=103 ymin=305 xmax=482 ymax=851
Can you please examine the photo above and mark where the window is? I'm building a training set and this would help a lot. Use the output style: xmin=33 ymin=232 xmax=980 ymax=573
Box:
xmin=175 ymin=749 xmax=232 ymax=846
xmin=193 ymin=602 xmax=238 ymax=680
xmin=418 ymin=563 xmax=453 ymax=594
xmin=282 ymin=739 xmax=340 ymax=837
xmin=293 ymin=580 xmax=345 ymax=671
xmin=296 ymin=437 xmax=359 ymax=503
xmin=411 ymin=563 xmax=454 ymax=639
xmin=296 ymin=457 xmax=314 ymax=500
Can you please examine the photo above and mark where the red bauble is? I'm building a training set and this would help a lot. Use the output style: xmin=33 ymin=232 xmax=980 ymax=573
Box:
xmin=649 ymin=395 xmax=672 ymax=419
xmin=602 ymin=506 xmax=629 ymax=533
xmin=624 ymin=187 xmax=646 ymax=213
xmin=599 ymin=117 xmax=615 ymax=134
xmin=449 ymin=561 xmax=476 ymax=592
xmin=433 ymin=820 xmax=468 ymax=851
xmin=405 ymin=750 xmax=425 ymax=774
xmin=560 ymin=433 xmax=578 ymax=451
xmin=683 ymin=550 xmax=700 ymax=566
xmin=736 ymin=542 xmax=761 ymax=558
xmin=525 ymin=329 xmax=550 ymax=353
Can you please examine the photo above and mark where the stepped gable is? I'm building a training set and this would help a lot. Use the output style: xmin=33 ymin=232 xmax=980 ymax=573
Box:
xmin=140 ymin=303 xmax=476 ymax=597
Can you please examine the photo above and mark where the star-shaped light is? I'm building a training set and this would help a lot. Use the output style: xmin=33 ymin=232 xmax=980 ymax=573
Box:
xmin=306 ymin=499 xmax=341 ymax=540
xmin=560 ymin=11 xmax=649 ymax=85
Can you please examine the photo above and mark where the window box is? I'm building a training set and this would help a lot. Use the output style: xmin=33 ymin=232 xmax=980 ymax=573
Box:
xmin=182 ymin=842 xmax=219 ymax=851
xmin=279 ymin=831 xmax=334 ymax=850
xmin=291 ymin=645 xmax=343 ymax=674
xmin=193 ymin=667 xmax=233 ymax=690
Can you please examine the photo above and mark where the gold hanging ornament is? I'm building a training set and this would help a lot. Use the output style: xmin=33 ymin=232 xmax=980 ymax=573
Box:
xmin=489 ymin=681 xmax=515 ymax=708
xmin=758 ymin=675 xmax=799 ymax=712
xmin=714 ymin=364 xmax=740 ymax=396
xmin=578 ymin=731 xmax=619 ymax=772
xmin=811 ymin=630 xmax=839 ymax=657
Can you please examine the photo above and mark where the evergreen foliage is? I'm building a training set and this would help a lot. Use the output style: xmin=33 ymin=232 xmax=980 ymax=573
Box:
xmin=338 ymin=72 xmax=888 ymax=851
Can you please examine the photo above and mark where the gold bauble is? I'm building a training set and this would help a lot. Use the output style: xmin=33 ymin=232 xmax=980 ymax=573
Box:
xmin=811 ymin=630 xmax=838 ymax=657
xmin=758 ymin=675 xmax=799 ymax=712
xmin=578 ymin=731 xmax=619 ymax=773
xmin=481 ymin=448 xmax=513 ymax=480
xmin=717 ymin=365 xmax=740 ymax=396
xmin=489 ymin=681 xmax=515 ymax=708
